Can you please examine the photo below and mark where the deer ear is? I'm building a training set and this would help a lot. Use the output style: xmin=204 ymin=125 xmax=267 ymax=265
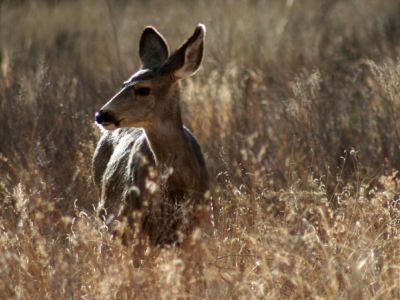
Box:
xmin=139 ymin=26 xmax=169 ymax=68
xmin=161 ymin=24 xmax=205 ymax=80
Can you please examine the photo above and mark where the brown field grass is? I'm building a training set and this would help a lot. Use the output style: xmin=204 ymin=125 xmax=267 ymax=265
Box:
xmin=1 ymin=0 xmax=399 ymax=298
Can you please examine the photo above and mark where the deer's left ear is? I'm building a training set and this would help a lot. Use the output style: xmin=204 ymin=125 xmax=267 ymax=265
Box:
xmin=139 ymin=26 xmax=169 ymax=68
xmin=161 ymin=24 xmax=206 ymax=80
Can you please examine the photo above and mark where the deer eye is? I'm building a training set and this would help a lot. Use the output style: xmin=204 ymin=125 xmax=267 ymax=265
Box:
xmin=134 ymin=87 xmax=150 ymax=96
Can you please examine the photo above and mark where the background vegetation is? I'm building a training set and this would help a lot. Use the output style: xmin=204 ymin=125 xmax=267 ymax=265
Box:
xmin=0 ymin=0 xmax=399 ymax=298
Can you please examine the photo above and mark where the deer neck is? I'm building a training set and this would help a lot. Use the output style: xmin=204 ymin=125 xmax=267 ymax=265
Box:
xmin=144 ymin=117 xmax=186 ymax=165
xmin=143 ymin=102 xmax=201 ymax=190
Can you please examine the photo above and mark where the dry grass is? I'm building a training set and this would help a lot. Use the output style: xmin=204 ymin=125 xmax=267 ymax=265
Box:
xmin=1 ymin=0 xmax=400 ymax=298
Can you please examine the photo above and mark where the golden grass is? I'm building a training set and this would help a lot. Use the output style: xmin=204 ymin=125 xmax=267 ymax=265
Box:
xmin=0 ymin=0 xmax=399 ymax=298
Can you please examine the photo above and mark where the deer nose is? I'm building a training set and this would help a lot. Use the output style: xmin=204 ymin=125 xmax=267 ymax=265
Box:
xmin=95 ymin=110 xmax=114 ymax=124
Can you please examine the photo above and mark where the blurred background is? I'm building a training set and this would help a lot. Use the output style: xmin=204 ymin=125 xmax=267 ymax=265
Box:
xmin=2 ymin=0 xmax=400 ymax=210
xmin=0 ymin=1 xmax=400 ymax=297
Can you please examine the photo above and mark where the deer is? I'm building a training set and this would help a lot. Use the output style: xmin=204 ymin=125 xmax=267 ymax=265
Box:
xmin=92 ymin=24 xmax=209 ymax=246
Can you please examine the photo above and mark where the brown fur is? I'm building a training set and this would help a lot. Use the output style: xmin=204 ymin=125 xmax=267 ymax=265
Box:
xmin=92 ymin=24 xmax=209 ymax=245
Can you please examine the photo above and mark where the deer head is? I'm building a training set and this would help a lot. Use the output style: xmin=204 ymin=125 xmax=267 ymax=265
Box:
xmin=95 ymin=24 xmax=206 ymax=131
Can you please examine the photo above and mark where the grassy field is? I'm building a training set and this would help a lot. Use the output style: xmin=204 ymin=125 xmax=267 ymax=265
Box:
xmin=1 ymin=0 xmax=399 ymax=298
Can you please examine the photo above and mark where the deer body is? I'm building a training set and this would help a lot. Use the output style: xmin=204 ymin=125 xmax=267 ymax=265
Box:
xmin=93 ymin=25 xmax=208 ymax=245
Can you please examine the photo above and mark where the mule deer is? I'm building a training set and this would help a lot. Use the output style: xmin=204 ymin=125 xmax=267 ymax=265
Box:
xmin=93 ymin=24 xmax=209 ymax=245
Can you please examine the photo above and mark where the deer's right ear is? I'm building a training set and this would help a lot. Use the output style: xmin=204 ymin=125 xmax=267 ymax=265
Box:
xmin=161 ymin=24 xmax=205 ymax=80
xmin=139 ymin=27 xmax=169 ymax=68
